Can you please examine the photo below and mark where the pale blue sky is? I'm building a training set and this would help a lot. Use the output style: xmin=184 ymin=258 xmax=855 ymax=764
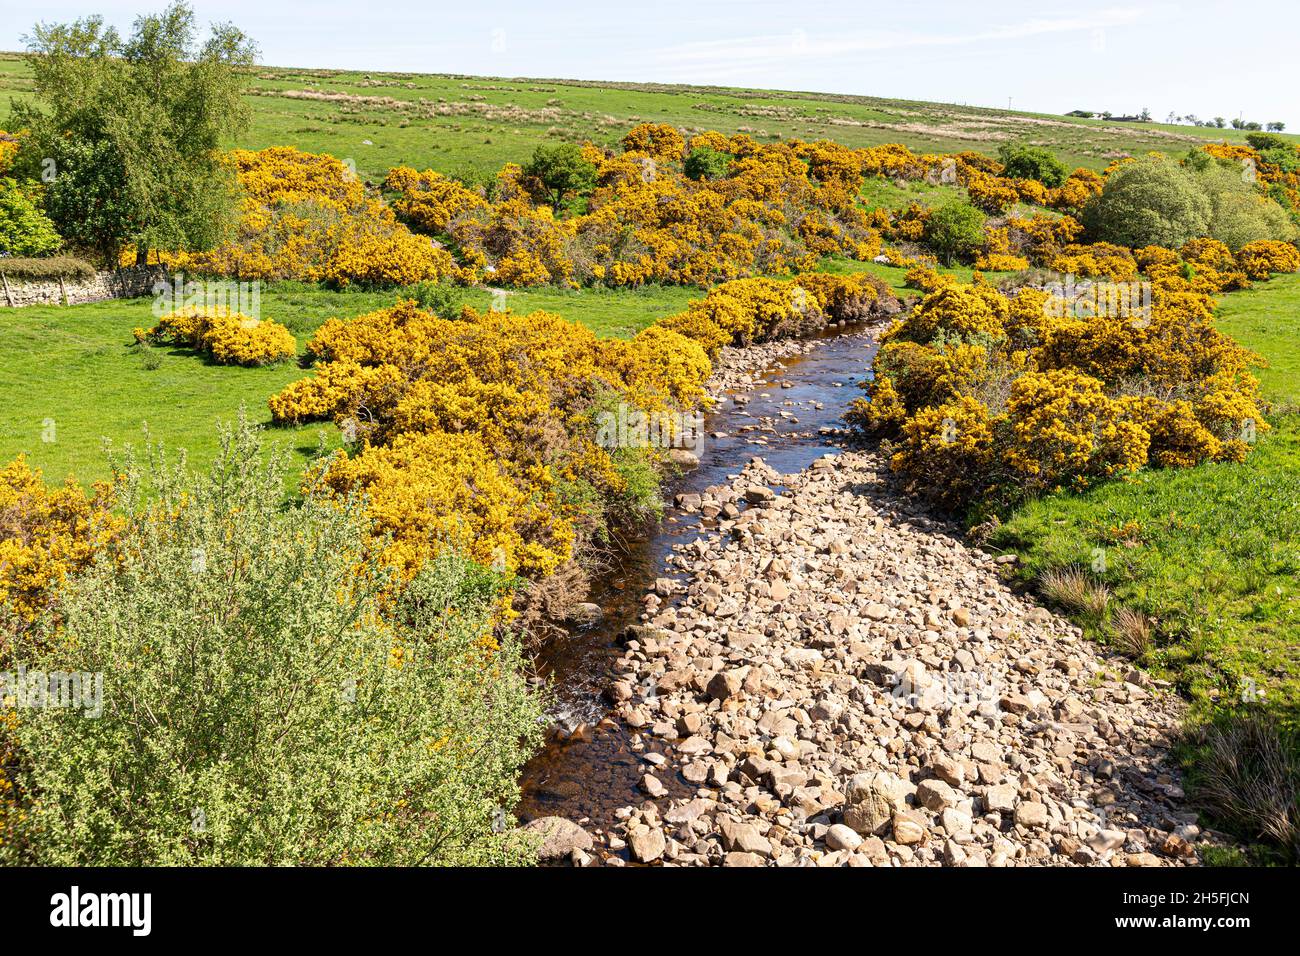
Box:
xmin=4 ymin=1 xmax=1295 ymax=127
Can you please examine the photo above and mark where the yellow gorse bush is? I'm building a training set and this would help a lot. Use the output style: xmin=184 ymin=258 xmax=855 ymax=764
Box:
xmin=849 ymin=259 xmax=1271 ymax=510
xmin=166 ymin=147 xmax=459 ymax=287
xmin=0 ymin=457 xmax=120 ymax=630
xmin=137 ymin=305 xmax=297 ymax=366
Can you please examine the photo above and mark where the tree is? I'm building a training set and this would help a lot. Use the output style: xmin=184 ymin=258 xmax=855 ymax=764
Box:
xmin=1266 ymin=122 xmax=1286 ymax=132
xmin=925 ymin=200 xmax=986 ymax=264
xmin=1082 ymin=154 xmax=1211 ymax=249
xmin=996 ymin=143 xmax=1067 ymax=187
xmin=1212 ymin=117 xmax=1227 ymax=129
xmin=521 ymin=143 xmax=597 ymax=211
xmin=10 ymin=3 xmax=257 ymax=265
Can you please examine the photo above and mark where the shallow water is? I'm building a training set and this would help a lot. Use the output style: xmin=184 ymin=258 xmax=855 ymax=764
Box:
xmin=516 ymin=328 xmax=882 ymax=832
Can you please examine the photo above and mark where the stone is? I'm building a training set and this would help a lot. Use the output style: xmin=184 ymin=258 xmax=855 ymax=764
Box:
xmin=892 ymin=810 xmax=927 ymax=845
xmin=718 ymin=817 xmax=772 ymax=856
xmin=1014 ymin=802 xmax=1049 ymax=828
xmin=864 ymin=603 xmax=890 ymax=621
xmin=916 ymin=778 xmax=960 ymax=812
xmin=707 ymin=669 xmax=745 ymax=701
xmin=628 ymin=827 xmax=666 ymax=863
xmin=826 ymin=824 xmax=864 ymax=852
xmin=641 ymin=773 xmax=667 ymax=798
xmin=521 ymin=817 xmax=594 ymax=862
xmin=930 ymin=754 xmax=965 ymax=787
xmin=1087 ymin=829 xmax=1127 ymax=854
xmin=984 ymin=785 xmax=1017 ymax=813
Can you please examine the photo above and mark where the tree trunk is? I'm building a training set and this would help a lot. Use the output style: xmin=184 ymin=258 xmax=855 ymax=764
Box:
xmin=136 ymin=242 xmax=149 ymax=267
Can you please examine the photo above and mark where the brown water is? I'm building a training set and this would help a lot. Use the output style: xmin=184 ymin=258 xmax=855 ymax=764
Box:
xmin=516 ymin=328 xmax=881 ymax=836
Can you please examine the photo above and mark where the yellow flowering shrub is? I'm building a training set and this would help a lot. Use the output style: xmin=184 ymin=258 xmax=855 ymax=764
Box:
xmin=168 ymin=147 xmax=457 ymax=287
xmin=313 ymin=430 xmax=573 ymax=579
xmin=139 ymin=306 xmax=296 ymax=366
xmin=791 ymin=271 xmax=897 ymax=322
xmin=891 ymin=283 xmax=1009 ymax=340
xmin=1235 ymin=239 xmax=1300 ymax=280
xmin=268 ymin=295 xmax=737 ymax=585
xmin=0 ymin=131 xmax=18 ymax=175
xmin=1004 ymin=370 xmax=1149 ymax=489
xmin=890 ymin=396 xmax=999 ymax=508
xmin=1047 ymin=168 xmax=1105 ymax=212
xmin=1046 ymin=242 xmax=1138 ymax=281
xmin=384 ymin=166 xmax=490 ymax=234
xmin=964 ymin=168 xmax=1020 ymax=214
xmin=0 ymin=457 xmax=120 ymax=631
xmin=852 ymin=267 xmax=1269 ymax=512
xmin=658 ymin=277 xmax=825 ymax=357
xmin=621 ymin=123 xmax=686 ymax=162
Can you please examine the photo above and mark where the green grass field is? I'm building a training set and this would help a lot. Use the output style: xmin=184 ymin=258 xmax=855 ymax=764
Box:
xmin=992 ymin=274 xmax=1300 ymax=758
xmin=3 ymin=52 xmax=1293 ymax=181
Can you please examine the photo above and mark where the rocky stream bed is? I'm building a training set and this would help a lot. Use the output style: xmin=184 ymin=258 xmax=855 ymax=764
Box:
xmin=516 ymin=325 xmax=1213 ymax=867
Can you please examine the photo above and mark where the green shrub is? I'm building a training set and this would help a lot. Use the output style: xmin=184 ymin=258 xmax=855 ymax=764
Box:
xmin=521 ymin=142 xmax=597 ymax=210
xmin=405 ymin=279 xmax=466 ymax=318
xmin=1082 ymin=154 xmax=1211 ymax=249
xmin=996 ymin=144 xmax=1067 ymax=188
xmin=0 ymin=178 xmax=61 ymax=257
xmin=924 ymin=200 xmax=987 ymax=264
xmin=1198 ymin=166 xmax=1297 ymax=249
xmin=0 ymin=254 xmax=95 ymax=281
xmin=2 ymin=418 xmax=544 ymax=866
xmin=684 ymin=146 xmax=731 ymax=181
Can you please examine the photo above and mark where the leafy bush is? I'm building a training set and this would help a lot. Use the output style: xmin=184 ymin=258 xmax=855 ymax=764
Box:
xmin=2 ymin=422 xmax=544 ymax=865
xmin=0 ymin=255 xmax=95 ymax=282
xmin=404 ymin=280 xmax=466 ymax=318
xmin=997 ymin=144 xmax=1068 ymax=188
xmin=923 ymin=200 xmax=987 ymax=264
xmin=683 ymin=146 xmax=731 ymax=181
xmin=1082 ymin=154 xmax=1211 ymax=249
xmin=521 ymin=142 xmax=598 ymax=210
xmin=0 ymin=178 xmax=61 ymax=258
xmin=1195 ymin=165 xmax=1297 ymax=250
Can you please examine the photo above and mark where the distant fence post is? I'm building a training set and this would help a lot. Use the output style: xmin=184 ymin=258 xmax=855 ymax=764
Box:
xmin=0 ymin=273 xmax=13 ymax=308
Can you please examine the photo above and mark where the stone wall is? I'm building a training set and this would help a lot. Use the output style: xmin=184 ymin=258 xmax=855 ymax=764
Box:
xmin=0 ymin=266 xmax=168 ymax=308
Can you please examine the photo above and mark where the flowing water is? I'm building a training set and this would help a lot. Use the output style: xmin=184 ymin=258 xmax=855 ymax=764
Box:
xmin=516 ymin=328 xmax=882 ymax=833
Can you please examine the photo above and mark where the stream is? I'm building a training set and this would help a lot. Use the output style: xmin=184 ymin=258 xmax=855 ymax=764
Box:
xmin=516 ymin=327 xmax=882 ymax=836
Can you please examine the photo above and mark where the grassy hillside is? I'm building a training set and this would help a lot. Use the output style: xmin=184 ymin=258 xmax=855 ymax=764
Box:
xmin=3 ymin=52 xmax=1293 ymax=181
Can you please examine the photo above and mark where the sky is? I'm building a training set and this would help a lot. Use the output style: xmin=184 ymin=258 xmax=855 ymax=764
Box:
xmin=2 ymin=0 xmax=1295 ymax=128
